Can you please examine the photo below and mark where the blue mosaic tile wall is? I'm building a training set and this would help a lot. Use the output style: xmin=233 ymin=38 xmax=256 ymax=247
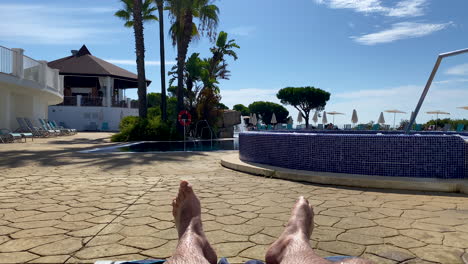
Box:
xmin=239 ymin=132 xmax=468 ymax=179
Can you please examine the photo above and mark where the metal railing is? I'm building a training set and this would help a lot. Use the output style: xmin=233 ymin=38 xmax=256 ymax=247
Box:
xmin=406 ymin=48 xmax=468 ymax=134
xmin=56 ymin=96 xmax=138 ymax=108
xmin=23 ymin=55 xmax=40 ymax=82
xmin=57 ymin=96 xmax=78 ymax=106
xmin=0 ymin=45 xmax=13 ymax=74
xmin=81 ymin=96 xmax=104 ymax=106
xmin=112 ymin=100 xmax=128 ymax=108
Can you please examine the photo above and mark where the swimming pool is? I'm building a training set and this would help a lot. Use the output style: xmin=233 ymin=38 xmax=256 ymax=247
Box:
xmin=239 ymin=131 xmax=468 ymax=179
xmin=84 ymin=139 xmax=239 ymax=153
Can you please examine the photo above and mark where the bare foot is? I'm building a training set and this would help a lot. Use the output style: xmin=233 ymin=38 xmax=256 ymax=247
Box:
xmin=171 ymin=181 xmax=217 ymax=264
xmin=265 ymin=196 xmax=315 ymax=264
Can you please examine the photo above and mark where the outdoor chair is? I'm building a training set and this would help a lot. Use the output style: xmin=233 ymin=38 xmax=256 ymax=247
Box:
xmin=36 ymin=118 xmax=59 ymax=136
xmin=344 ymin=124 xmax=352 ymax=130
xmin=456 ymin=124 xmax=464 ymax=132
xmin=45 ymin=119 xmax=69 ymax=135
xmin=0 ymin=129 xmax=25 ymax=143
xmin=287 ymin=124 xmax=293 ymax=130
xmin=267 ymin=124 xmax=273 ymax=130
xmin=16 ymin=117 xmax=40 ymax=139
xmin=48 ymin=120 xmax=74 ymax=135
xmin=356 ymin=124 xmax=364 ymax=130
xmin=317 ymin=124 xmax=324 ymax=129
xmin=51 ymin=120 xmax=77 ymax=134
xmin=372 ymin=124 xmax=380 ymax=130
xmin=39 ymin=119 xmax=61 ymax=135
xmin=23 ymin=118 xmax=52 ymax=137
xmin=414 ymin=124 xmax=423 ymax=131
xmin=101 ymin=122 xmax=109 ymax=131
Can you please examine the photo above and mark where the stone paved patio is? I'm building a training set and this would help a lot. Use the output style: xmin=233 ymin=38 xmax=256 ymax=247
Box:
xmin=0 ymin=133 xmax=467 ymax=264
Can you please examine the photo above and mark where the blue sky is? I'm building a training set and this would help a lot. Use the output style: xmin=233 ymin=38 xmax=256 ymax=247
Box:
xmin=1 ymin=0 xmax=468 ymax=126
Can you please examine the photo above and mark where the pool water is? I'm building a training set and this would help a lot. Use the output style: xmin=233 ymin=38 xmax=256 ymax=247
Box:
xmin=88 ymin=139 xmax=239 ymax=153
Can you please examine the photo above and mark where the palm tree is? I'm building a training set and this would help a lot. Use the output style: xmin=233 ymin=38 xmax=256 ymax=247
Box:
xmin=166 ymin=0 xmax=219 ymax=123
xmin=155 ymin=0 xmax=168 ymax=121
xmin=115 ymin=0 xmax=158 ymax=118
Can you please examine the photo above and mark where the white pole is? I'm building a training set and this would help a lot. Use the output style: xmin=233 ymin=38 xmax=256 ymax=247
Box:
xmin=183 ymin=121 xmax=186 ymax=152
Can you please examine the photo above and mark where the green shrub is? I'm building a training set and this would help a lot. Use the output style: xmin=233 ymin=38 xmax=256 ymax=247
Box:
xmin=119 ymin=116 xmax=139 ymax=131
xmin=111 ymin=116 xmax=180 ymax=142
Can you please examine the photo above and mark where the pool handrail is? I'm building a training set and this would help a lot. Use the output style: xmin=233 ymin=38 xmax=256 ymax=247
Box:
xmin=406 ymin=48 xmax=468 ymax=134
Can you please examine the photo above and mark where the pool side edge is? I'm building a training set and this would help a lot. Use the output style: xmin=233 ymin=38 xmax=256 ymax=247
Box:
xmin=221 ymin=153 xmax=468 ymax=194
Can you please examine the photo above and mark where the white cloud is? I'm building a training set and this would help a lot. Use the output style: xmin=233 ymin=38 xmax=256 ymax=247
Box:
xmin=315 ymin=0 xmax=427 ymax=17
xmin=433 ymin=78 xmax=468 ymax=84
xmin=352 ymin=22 xmax=450 ymax=45
xmin=105 ymin=59 xmax=177 ymax=66
xmin=229 ymin=26 xmax=256 ymax=36
xmin=445 ymin=63 xmax=468 ymax=76
xmin=0 ymin=4 xmax=119 ymax=45
xmin=387 ymin=0 xmax=427 ymax=17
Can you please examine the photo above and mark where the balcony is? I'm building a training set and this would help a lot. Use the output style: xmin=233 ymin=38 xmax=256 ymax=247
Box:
xmin=0 ymin=46 xmax=63 ymax=97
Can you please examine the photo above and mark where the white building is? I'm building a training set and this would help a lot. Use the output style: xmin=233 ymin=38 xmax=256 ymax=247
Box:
xmin=0 ymin=46 xmax=63 ymax=131
xmin=48 ymin=45 xmax=149 ymax=131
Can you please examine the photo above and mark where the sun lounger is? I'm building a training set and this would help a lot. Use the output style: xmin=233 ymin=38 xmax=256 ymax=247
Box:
xmin=23 ymin=118 xmax=52 ymax=137
xmin=317 ymin=124 xmax=324 ymax=129
xmin=0 ymin=129 xmax=25 ymax=143
xmin=442 ymin=123 xmax=451 ymax=131
xmin=38 ymin=119 xmax=61 ymax=135
xmin=456 ymin=124 xmax=464 ymax=132
xmin=372 ymin=124 xmax=380 ymax=130
xmin=48 ymin=120 xmax=75 ymax=135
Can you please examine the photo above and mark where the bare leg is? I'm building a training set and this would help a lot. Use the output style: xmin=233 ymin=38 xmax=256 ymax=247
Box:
xmin=165 ymin=181 xmax=217 ymax=264
xmin=265 ymin=197 xmax=373 ymax=264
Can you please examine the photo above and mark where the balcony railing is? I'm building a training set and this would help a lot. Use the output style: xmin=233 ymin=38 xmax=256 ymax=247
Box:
xmin=57 ymin=96 xmax=78 ymax=106
xmin=23 ymin=55 xmax=40 ymax=82
xmin=56 ymin=96 xmax=138 ymax=109
xmin=82 ymin=96 xmax=104 ymax=107
xmin=0 ymin=45 xmax=13 ymax=75
xmin=1 ymin=46 xmax=63 ymax=97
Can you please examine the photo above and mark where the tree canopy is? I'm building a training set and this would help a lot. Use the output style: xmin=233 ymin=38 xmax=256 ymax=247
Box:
xmin=277 ymin=87 xmax=330 ymax=128
xmin=248 ymin=101 xmax=289 ymax=125
xmin=233 ymin=104 xmax=250 ymax=116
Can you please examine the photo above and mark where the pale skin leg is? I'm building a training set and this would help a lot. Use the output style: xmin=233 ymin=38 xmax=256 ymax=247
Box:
xmin=265 ymin=196 xmax=373 ymax=264
xmin=166 ymin=181 xmax=372 ymax=264
xmin=165 ymin=181 xmax=217 ymax=264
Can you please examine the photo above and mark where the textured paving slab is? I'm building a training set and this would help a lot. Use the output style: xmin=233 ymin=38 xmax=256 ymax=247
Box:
xmin=0 ymin=133 xmax=467 ymax=264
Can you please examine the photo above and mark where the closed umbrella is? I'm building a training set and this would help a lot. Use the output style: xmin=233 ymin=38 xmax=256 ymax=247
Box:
xmin=322 ymin=111 xmax=328 ymax=125
xmin=297 ymin=112 xmax=303 ymax=124
xmin=351 ymin=109 xmax=358 ymax=125
xmin=271 ymin=113 xmax=277 ymax=124
xmin=426 ymin=110 xmax=450 ymax=128
xmin=327 ymin=111 xmax=345 ymax=124
xmin=251 ymin=114 xmax=257 ymax=126
xmin=378 ymin=112 xmax=385 ymax=124
xmin=312 ymin=111 xmax=318 ymax=125
xmin=384 ymin=109 xmax=406 ymax=129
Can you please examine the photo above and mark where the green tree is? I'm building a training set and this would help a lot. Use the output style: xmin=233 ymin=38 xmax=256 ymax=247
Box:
xmin=233 ymin=104 xmax=250 ymax=116
xmin=203 ymin=31 xmax=239 ymax=93
xmin=115 ymin=0 xmax=158 ymax=118
xmin=277 ymin=86 xmax=330 ymax=128
xmin=166 ymin=0 xmax=220 ymax=126
xmin=248 ymin=101 xmax=289 ymax=125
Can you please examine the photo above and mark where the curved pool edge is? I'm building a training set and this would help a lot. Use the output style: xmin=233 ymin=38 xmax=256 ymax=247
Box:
xmin=221 ymin=153 xmax=468 ymax=194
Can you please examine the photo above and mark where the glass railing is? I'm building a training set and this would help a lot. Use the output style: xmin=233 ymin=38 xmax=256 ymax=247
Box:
xmin=23 ymin=55 xmax=40 ymax=82
xmin=0 ymin=46 xmax=13 ymax=74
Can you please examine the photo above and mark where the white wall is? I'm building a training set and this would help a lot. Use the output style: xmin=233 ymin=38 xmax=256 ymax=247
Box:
xmin=48 ymin=106 xmax=138 ymax=131
xmin=0 ymin=81 xmax=56 ymax=131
